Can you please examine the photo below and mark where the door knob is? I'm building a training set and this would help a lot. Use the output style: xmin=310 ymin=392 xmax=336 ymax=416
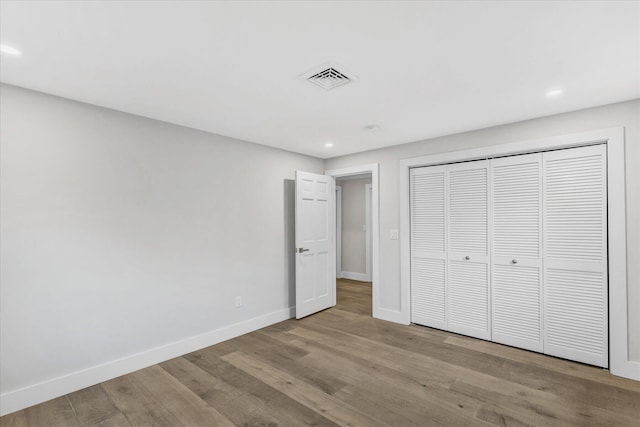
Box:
xmin=298 ymin=248 xmax=310 ymax=253
xmin=464 ymin=256 xmax=470 ymax=261
xmin=511 ymin=259 xmax=518 ymax=264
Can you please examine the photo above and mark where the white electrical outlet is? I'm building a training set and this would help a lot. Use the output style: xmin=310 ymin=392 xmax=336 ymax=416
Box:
xmin=235 ymin=296 xmax=242 ymax=308
xmin=390 ymin=229 xmax=399 ymax=240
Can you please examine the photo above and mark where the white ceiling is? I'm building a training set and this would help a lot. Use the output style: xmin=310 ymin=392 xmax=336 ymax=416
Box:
xmin=1 ymin=1 xmax=638 ymax=159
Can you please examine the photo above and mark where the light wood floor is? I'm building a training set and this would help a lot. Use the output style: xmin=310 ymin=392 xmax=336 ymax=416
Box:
xmin=3 ymin=278 xmax=640 ymax=426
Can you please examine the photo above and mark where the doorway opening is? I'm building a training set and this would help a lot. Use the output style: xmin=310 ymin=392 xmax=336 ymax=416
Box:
xmin=335 ymin=174 xmax=372 ymax=315
xmin=326 ymin=164 xmax=379 ymax=318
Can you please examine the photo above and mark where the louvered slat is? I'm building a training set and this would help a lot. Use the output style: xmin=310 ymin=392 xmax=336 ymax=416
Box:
xmin=490 ymin=154 xmax=542 ymax=352
xmin=411 ymin=258 xmax=446 ymax=327
xmin=543 ymin=145 xmax=608 ymax=367
xmin=545 ymin=152 xmax=605 ymax=262
xmin=492 ymin=158 xmax=540 ymax=258
xmin=410 ymin=167 xmax=447 ymax=329
xmin=545 ymin=269 xmax=606 ymax=355
xmin=493 ymin=265 xmax=541 ymax=350
xmin=448 ymin=261 xmax=489 ymax=334
xmin=447 ymin=160 xmax=490 ymax=340
xmin=411 ymin=170 xmax=445 ymax=253
xmin=449 ymin=167 xmax=488 ymax=255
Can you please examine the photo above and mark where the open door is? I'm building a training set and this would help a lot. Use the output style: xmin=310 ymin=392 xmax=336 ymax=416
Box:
xmin=295 ymin=171 xmax=336 ymax=319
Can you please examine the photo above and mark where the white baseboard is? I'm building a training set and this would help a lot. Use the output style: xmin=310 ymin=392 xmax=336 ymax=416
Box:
xmin=0 ymin=306 xmax=295 ymax=416
xmin=374 ymin=307 xmax=410 ymax=325
xmin=340 ymin=271 xmax=371 ymax=282
xmin=611 ymin=360 xmax=640 ymax=381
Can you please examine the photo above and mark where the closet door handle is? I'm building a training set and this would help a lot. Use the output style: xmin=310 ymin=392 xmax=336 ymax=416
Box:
xmin=511 ymin=259 xmax=518 ymax=264
xmin=464 ymin=256 xmax=470 ymax=261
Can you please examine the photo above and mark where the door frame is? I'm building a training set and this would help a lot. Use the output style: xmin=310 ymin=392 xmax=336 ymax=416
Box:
xmin=399 ymin=127 xmax=638 ymax=380
xmin=325 ymin=164 xmax=380 ymax=317
xmin=365 ymin=183 xmax=372 ymax=282
xmin=336 ymin=185 xmax=342 ymax=279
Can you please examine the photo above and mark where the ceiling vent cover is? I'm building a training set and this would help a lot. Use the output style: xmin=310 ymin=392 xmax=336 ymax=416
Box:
xmin=301 ymin=62 xmax=356 ymax=91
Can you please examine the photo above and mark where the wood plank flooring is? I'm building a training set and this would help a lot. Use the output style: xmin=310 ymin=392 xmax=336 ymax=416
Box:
xmin=3 ymin=278 xmax=640 ymax=426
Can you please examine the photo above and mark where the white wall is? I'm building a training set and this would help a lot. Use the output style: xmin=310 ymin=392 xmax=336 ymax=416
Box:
xmin=2 ymin=82 xmax=639 ymax=414
xmin=338 ymin=177 xmax=371 ymax=276
xmin=325 ymin=99 xmax=640 ymax=362
xmin=0 ymin=84 xmax=323 ymax=410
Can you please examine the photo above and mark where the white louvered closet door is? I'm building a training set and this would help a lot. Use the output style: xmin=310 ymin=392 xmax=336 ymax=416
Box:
xmin=491 ymin=153 xmax=543 ymax=352
xmin=543 ymin=145 xmax=608 ymax=367
xmin=410 ymin=166 xmax=447 ymax=329
xmin=447 ymin=160 xmax=491 ymax=340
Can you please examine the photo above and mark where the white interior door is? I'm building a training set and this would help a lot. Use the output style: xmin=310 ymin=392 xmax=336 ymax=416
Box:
xmin=295 ymin=171 xmax=335 ymax=319
xmin=410 ymin=165 xmax=447 ymax=329
xmin=447 ymin=160 xmax=491 ymax=340
xmin=491 ymin=153 xmax=543 ymax=352
xmin=543 ymin=145 xmax=608 ymax=367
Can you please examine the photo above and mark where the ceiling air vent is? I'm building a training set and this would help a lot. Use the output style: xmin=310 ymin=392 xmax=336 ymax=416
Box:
xmin=301 ymin=62 xmax=356 ymax=91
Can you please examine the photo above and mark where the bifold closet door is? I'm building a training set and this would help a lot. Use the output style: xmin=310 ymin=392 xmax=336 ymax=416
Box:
xmin=447 ymin=160 xmax=491 ymax=340
xmin=410 ymin=166 xmax=447 ymax=329
xmin=491 ymin=153 xmax=543 ymax=352
xmin=543 ymin=144 xmax=608 ymax=367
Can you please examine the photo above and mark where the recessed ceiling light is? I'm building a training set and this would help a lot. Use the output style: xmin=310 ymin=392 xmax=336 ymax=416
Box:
xmin=325 ymin=142 xmax=334 ymax=148
xmin=0 ymin=44 xmax=22 ymax=56
xmin=545 ymin=89 xmax=563 ymax=98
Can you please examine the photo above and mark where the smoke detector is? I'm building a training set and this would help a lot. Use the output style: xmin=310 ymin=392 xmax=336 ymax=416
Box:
xmin=300 ymin=62 xmax=357 ymax=91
